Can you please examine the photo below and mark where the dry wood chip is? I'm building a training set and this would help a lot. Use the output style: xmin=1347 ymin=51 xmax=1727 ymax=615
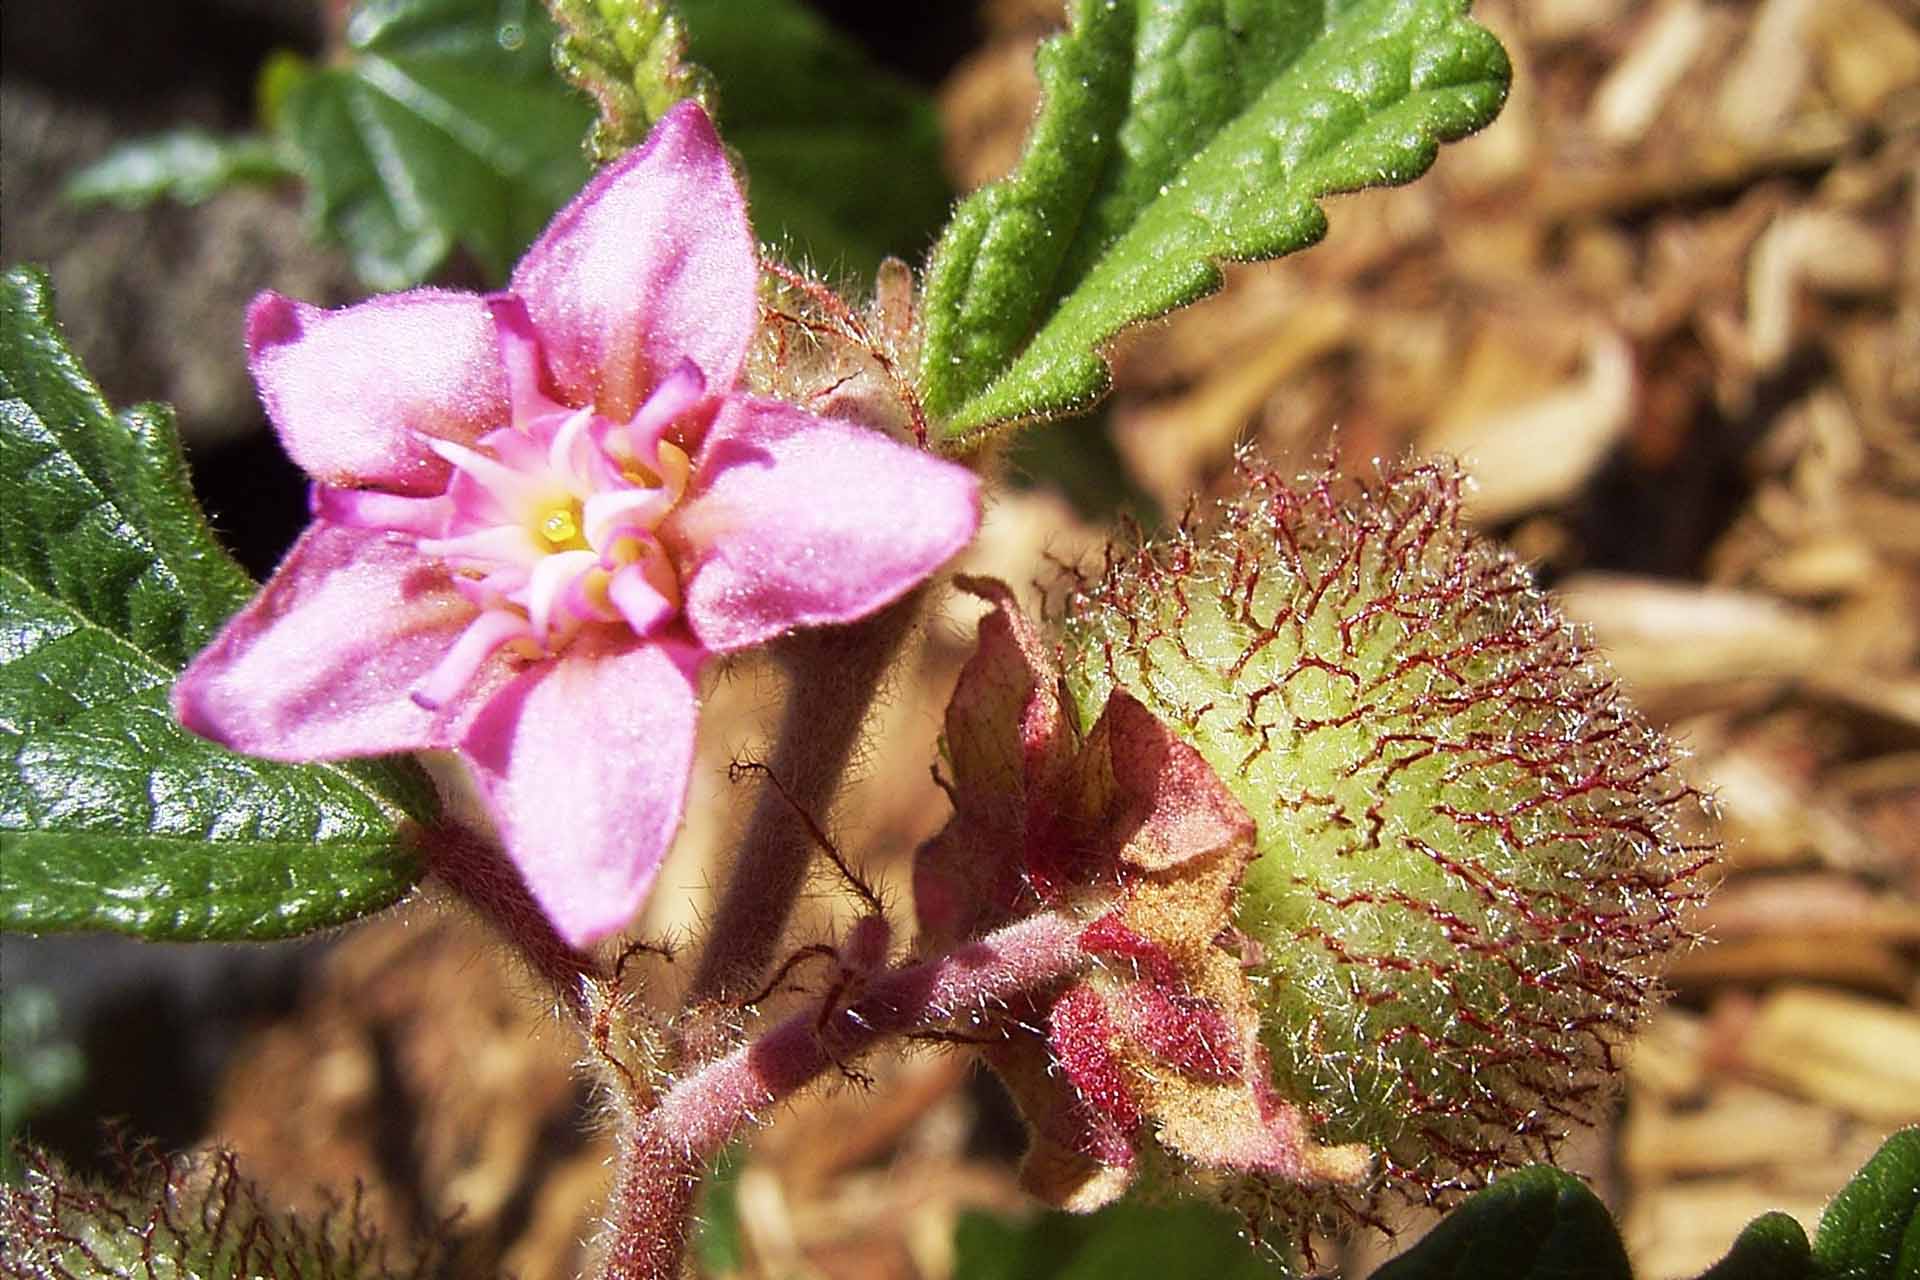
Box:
xmin=1624 ymin=1082 xmax=1844 ymax=1178
xmin=1420 ymin=330 xmax=1634 ymax=522
xmin=1559 ymin=575 xmax=1830 ymax=687
xmin=1625 ymin=1178 xmax=1832 ymax=1279
xmin=1713 ymin=0 xmax=1819 ymax=144
xmin=1592 ymin=0 xmax=1711 ymax=146
xmin=1625 ymin=1008 xmax=1709 ymax=1101
xmin=1737 ymin=985 xmax=1920 ymax=1121
xmin=1813 ymin=0 xmax=1920 ymax=119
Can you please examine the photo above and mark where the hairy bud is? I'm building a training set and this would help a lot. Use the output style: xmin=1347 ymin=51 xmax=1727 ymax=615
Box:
xmin=0 ymin=1144 xmax=433 ymax=1279
xmin=1060 ymin=455 xmax=1716 ymax=1213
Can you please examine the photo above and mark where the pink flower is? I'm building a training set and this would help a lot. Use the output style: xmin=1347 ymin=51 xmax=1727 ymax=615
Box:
xmin=174 ymin=103 xmax=981 ymax=945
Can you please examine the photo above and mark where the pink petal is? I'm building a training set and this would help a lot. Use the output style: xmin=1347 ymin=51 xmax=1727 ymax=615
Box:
xmin=670 ymin=398 xmax=981 ymax=653
xmin=459 ymin=641 xmax=707 ymax=946
xmin=173 ymin=525 xmax=497 ymax=759
xmin=246 ymin=290 xmax=507 ymax=494
xmin=509 ymin=103 xmax=755 ymax=420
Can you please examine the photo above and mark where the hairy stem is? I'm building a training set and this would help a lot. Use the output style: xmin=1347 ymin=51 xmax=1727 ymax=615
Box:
xmin=597 ymin=911 xmax=1086 ymax=1280
xmin=418 ymin=822 xmax=603 ymax=1016
xmin=686 ymin=591 xmax=923 ymax=1007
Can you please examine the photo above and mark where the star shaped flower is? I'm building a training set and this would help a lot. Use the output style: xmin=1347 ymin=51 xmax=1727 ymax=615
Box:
xmin=175 ymin=103 xmax=980 ymax=945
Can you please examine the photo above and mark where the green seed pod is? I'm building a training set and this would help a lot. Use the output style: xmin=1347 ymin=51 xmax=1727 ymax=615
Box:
xmin=1060 ymin=455 xmax=1715 ymax=1209
xmin=0 ymin=1145 xmax=434 ymax=1279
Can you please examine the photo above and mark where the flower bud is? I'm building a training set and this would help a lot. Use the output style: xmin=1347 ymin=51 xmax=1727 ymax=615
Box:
xmin=1059 ymin=455 xmax=1715 ymax=1212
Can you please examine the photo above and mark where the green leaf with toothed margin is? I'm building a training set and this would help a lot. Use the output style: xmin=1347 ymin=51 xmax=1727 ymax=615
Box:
xmin=918 ymin=0 xmax=1509 ymax=440
xmin=269 ymin=0 xmax=595 ymax=289
xmin=952 ymin=1201 xmax=1277 ymax=1280
xmin=1368 ymin=1167 xmax=1632 ymax=1280
xmin=0 ymin=265 xmax=435 ymax=941
xmin=1814 ymin=1127 xmax=1920 ymax=1280
xmin=1695 ymin=1213 xmax=1816 ymax=1280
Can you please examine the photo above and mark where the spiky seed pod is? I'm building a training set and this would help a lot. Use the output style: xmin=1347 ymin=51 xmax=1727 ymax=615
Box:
xmin=0 ymin=1144 xmax=434 ymax=1280
xmin=1060 ymin=454 xmax=1716 ymax=1210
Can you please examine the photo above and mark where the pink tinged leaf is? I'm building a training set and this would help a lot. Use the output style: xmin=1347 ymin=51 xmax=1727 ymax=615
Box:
xmin=1080 ymin=913 xmax=1183 ymax=987
xmin=245 ymin=290 xmax=507 ymax=494
xmin=1112 ymin=985 xmax=1244 ymax=1082
xmin=509 ymin=102 xmax=756 ymax=421
xmin=459 ymin=641 xmax=707 ymax=946
xmin=944 ymin=575 xmax=1067 ymax=801
xmin=1180 ymin=1060 xmax=1327 ymax=1181
xmin=1097 ymin=689 xmax=1257 ymax=874
xmin=1047 ymin=985 xmax=1140 ymax=1165
xmin=172 ymin=524 xmax=494 ymax=759
xmin=672 ymin=398 xmax=981 ymax=653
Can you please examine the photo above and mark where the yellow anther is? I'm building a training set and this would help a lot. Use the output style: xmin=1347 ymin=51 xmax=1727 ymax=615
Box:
xmin=539 ymin=506 xmax=580 ymax=546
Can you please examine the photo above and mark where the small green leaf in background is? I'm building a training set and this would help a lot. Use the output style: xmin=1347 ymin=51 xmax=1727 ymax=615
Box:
xmin=677 ymin=0 xmax=951 ymax=279
xmin=1369 ymin=1167 xmax=1632 ymax=1280
xmin=1814 ymin=1127 xmax=1920 ymax=1280
xmin=692 ymin=1143 xmax=747 ymax=1276
xmin=554 ymin=0 xmax=952 ymax=280
xmin=62 ymin=130 xmax=297 ymax=209
xmin=918 ymin=0 xmax=1510 ymax=440
xmin=551 ymin=0 xmax=716 ymax=163
xmin=1694 ymin=1212 xmax=1816 ymax=1280
xmin=268 ymin=0 xmax=595 ymax=289
xmin=0 ymin=266 xmax=434 ymax=941
xmin=0 ymin=987 xmax=83 ymax=1182
xmin=952 ymin=1201 xmax=1276 ymax=1280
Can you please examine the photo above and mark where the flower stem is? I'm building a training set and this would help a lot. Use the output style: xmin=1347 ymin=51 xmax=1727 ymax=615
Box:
xmin=596 ymin=911 xmax=1086 ymax=1280
xmin=417 ymin=821 xmax=604 ymax=1017
xmin=685 ymin=591 xmax=923 ymax=1008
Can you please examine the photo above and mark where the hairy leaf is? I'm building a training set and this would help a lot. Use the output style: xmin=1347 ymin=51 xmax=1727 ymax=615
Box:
xmin=0 ymin=266 xmax=433 ymax=941
xmin=1695 ymin=1213 xmax=1815 ymax=1280
xmin=62 ymin=130 xmax=296 ymax=210
xmin=1815 ymin=1127 xmax=1920 ymax=1280
xmin=918 ymin=0 xmax=1510 ymax=439
xmin=951 ymin=1201 xmax=1275 ymax=1280
xmin=271 ymin=0 xmax=595 ymax=288
xmin=1369 ymin=1167 xmax=1632 ymax=1280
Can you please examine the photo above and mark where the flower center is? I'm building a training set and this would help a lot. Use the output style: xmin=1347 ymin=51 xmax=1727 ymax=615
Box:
xmin=538 ymin=502 xmax=585 ymax=550
xmin=318 ymin=364 xmax=710 ymax=711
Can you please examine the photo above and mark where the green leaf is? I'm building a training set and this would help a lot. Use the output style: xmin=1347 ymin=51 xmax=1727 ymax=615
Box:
xmin=1005 ymin=407 xmax=1161 ymax=526
xmin=1814 ymin=1127 xmax=1920 ymax=1280
xmin=62 ymin=130 xmax=295 ymax=211
xmin=271 ymin=0 xmax=595 ymax=288
xmin=552 ymin=0 xmax=952 ymax=278
xmin=1369 ymin=1167 xmax=1632 ymax=1280
xmin=551 ymin=0 xmax=716 ymax=163
xmin=1695 ymin=1213 xmax=1815 ymax=1280
xmin=0 ymin=987 xmax=83 ymax=1182
xmin=692 ymin=1144 xmax=747 ymax=1276
xmin=951 ymin=1202 xmax=1276 ymax=1280
xmin=677 ymin=0 xmax=951 ymax=277
xmin=0 ymin=265 xmax=432 ymax=941
xmin=918 ymin=0 xmax=1510 ymax=439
